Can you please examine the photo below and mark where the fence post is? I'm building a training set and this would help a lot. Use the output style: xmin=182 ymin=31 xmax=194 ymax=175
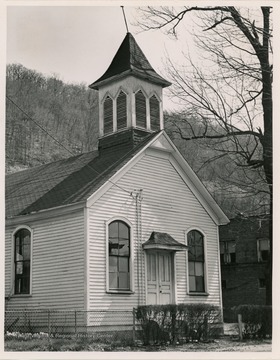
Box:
xmin=238 ymin=314 xmax=243 ymax=340
xmin=75 ymin=310 xmax=77 ymax=335
xmin=132 ymin=308 xmax=136 ymax=343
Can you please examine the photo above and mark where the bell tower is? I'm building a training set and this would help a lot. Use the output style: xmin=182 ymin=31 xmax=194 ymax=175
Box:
xmin=89 ymin=32 xmax=171 ymax=152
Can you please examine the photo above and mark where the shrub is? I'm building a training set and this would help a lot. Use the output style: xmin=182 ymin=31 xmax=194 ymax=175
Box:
xmin=233 ymin=305 xmax=272 ymax=339
xmin=135 ymin=304 xmax=222 ymax=345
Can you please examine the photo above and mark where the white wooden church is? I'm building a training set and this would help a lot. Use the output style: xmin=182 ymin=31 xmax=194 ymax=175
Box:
xmin=5 ymin=32 xmax=229 ymax=328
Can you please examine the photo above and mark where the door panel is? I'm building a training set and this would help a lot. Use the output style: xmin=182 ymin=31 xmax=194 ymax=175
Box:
xmin=147 ymin=251 xmax=173 ymax=305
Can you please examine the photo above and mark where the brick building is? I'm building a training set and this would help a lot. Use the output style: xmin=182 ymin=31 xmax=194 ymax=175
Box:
xmin=219 ymin=215 xmax=270 ymax=318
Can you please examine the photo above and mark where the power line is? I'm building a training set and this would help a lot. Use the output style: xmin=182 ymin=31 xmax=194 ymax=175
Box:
xmin=6 ymin=95 xmax=132 ymax=196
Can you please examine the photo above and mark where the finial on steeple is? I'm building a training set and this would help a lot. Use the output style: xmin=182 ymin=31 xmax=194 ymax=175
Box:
xmin=121 ymin=6 xmax=129 ymax=33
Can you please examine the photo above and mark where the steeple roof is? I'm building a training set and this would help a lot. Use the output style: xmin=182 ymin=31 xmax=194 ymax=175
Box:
xmin=90 ymin=32 xmax=171 ymax=89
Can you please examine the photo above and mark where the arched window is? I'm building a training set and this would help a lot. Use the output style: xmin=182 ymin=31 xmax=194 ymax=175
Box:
xmin=108 ymin=221 xmax=130 ymax=291
xmin=187 ymin=230 xmax=205 ymax=293
xmin=117 ymin=91 xmax=127 ymax=131
xmin=150 ymin=95 xmax=160 ymax=131
xmin=14 ymin=228 xmax=31 ymax=294
xmin=103 ymin=96 xmax=113 ymax=135
xmin=135 ymin=90 xmax=147 ymax=129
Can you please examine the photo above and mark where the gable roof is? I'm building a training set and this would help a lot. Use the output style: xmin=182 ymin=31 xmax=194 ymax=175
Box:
xmin=6 ymin=130 xmax=159 ymax=218
xmin=6 ymin=130 xmax=229 ymax=225
xmin=89 ymin=32 xmax=171 ymax=89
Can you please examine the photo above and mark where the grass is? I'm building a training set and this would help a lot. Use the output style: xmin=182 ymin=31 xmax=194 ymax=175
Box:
xmin=5 ymin=335 xmax=272 ymax=352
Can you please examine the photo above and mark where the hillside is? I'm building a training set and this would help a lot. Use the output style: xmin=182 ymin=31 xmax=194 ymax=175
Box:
xmin=5 ymin=64 xmax=269 ymax=218
xmin=6 ymin=63 xmax=99 ymax=173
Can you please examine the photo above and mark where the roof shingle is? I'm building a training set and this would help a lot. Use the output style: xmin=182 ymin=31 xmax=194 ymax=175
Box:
xmin=89 ymin=33 xmax=171 ymax=89
xmin=6 ymin=130 xmax=159 ymax=218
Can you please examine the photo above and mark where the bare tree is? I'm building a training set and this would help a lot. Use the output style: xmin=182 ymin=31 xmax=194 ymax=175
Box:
xmin=136 ymin=6 xmax=273 ymax=304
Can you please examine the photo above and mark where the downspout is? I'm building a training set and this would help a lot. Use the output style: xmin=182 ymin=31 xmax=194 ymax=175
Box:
xmin=138 ymin=189 xmax=144 ymax=305
xmin=216 ymin=225 xmax=224 ymax=324
xmin=135 ymin=189 xmax=143 ymax=306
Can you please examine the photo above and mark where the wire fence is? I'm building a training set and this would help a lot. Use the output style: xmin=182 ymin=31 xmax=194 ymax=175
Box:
xmin=5 ymin=309 xmax=139 ymax=342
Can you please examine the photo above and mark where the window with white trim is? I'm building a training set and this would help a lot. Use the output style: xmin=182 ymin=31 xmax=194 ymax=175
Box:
xmin=257 ymin=238 xmax=270 ymax=262
xmin=108 ymin=220 xmax=130 ymax=291
xmin=116 ymin=91 xmax=127 ymax=130
xmin=135 ymin=90 xmax=147 ymax=129
xmin=14 ymin=228 xmax=31 ymax=294
xmin=103 ymin=95 xmax=113 ymax=135
xmin=187 ymin=230 xmax=205 ymax=293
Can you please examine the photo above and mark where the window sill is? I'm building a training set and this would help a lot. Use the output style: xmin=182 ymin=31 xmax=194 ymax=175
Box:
xmin=188 ymin=292 xmax=209 ymax=296
xmin=12 ymin=294 xmax=32 ymax=298
xmin=106 ymin=290 xmax=134 ymax=295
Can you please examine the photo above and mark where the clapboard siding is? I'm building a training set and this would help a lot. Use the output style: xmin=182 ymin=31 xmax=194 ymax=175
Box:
xmin=5 ymin=209 xmax=85 ymax=310
xmin=87 ymin=152 xmax=222 ymax=314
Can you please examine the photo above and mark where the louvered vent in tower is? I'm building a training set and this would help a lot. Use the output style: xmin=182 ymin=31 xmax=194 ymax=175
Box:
xmin=117 ymin=91 xmax=127 ymax=131
xmin=103 ymin=96 xmax=113 ymax=135
xmin=135 ymin=90 xmax=147 ymax=129
xmin=150 ymin=95 xmax=160 ymax=131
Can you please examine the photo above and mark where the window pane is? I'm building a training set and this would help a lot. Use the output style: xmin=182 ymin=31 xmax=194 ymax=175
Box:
xmin=23 ymin=243 xmax=30 ymax=260
xmin=109 ymin=222 xmax=118 ymax=238
xmin=16 ymin=262 xmax=23 ymax=275
xmin=188 ymin=261 xmax=195 ymax=275
xmin=109 ymin=239 xmax=119 ymax=255
xmin=23 ymin=261 xmax=30 ymax=275
xmin=21 ymin=278 xmax=30 ymax=294
xmin=109 ymin=256 xmax=117 ymax=272
xmin=119 ymin=240 xmax=129 ymax=256
xmin=23 ymin=231 xmax=30 ymax=243
xmin=119 ymin=272 xmax=129 ymax=289
xmin=119 ymin=257 xmax=129 ymax=272
xmin=109 ymin=273 xmax=118 ymax=289
xmin=195 ymin=262 xmax=204 ymax=276
xmin=260 ymin=239 xmax=269 ymax=251
xmin=189 ymin=276 xmax=196 ymax=291
xmin=187 ymin=232 xmax=195 ymax=246
xmin=196 ymin=276 xmax=205 ymax=292
xmin=195 ymin=232 xmax=203 ymax=246
xmin=16 ymin=252 xmax=23 ymax=262
xmin=15 ymin=236 xmax=20 ymax=249
xmin=195 ymin=246 xmax=204 ymax=261
xmin=119 ymin=222 xmax=129 ymax=239
xmin=188 ymin=247 xmax=195 ymax=261
xmin=228 ymin=241 xmax=235 ymax=253
xmin=230 ymin=253 xmax=236 ymax=263
xmin=261 ymin=250 xmax=269 ymax=261
xmin=15 ymin=279 xmax=21 ymax=294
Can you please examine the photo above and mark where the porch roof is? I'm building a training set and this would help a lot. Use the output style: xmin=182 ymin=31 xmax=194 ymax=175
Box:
xmin=142 ymin=231 xmax=188 ymax=251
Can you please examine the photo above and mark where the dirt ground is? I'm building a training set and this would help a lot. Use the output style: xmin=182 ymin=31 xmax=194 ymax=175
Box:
xmin=154 ymin=338 xmax=272 ymax=352
xmin=5 ymin=336 xmax=272 ymax=352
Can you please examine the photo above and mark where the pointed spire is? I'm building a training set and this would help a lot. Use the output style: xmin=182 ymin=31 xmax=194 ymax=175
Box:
xmin=90 ymin=33 xmax=171 ymax=89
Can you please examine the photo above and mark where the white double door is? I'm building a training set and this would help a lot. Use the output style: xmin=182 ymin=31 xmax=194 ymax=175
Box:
xmin=146 ymin=251 xmax=174 ymax=305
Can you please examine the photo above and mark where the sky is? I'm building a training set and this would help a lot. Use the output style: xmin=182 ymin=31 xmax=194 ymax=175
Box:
xmin=2 ymin=2 xmax=280 ymax=354
xmin=6 ymin=5 xmax=192 ymax=111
